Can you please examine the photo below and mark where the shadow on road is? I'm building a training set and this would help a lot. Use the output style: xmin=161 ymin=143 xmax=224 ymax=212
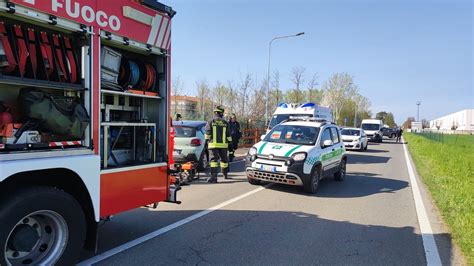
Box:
xmin=267 ymin=172 xmax=408 ymax=199
xmin=347 ymin=153 xmax=391 ymax=164
xmin=362 ymin=148 xmax=389 ymax=153
xmin=81 ymin=208 xmax=454 ymax=265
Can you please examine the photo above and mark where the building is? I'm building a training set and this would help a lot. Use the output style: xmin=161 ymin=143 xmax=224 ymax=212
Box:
xmin=429 ymin=109 xmax=474 ymax=131
xmin=170 ymin=95 xmax=199 ymax=119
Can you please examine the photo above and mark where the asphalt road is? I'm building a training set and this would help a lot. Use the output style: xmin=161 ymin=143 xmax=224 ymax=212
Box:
xmin=79 ymin=139 xmax=457 ymax=265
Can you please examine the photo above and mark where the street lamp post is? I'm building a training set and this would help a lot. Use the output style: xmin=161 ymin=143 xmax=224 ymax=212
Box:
xmin=416 ymin=101 xmax=421 ymax=121
xmin=265 ymin=32 xmax=305 ymax=126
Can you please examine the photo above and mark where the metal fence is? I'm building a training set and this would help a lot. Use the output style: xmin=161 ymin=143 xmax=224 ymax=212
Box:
xmin=240 ymin=128 xmax=266 ymax=147
xmin=416 ymin=130 xmax=474 ymax=144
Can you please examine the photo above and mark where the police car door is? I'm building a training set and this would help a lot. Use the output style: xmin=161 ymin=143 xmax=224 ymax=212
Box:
xmin=330 ymin=127 xmax=344 ymax=165
xmin=319 ymin=127 xmax=336 ymax=173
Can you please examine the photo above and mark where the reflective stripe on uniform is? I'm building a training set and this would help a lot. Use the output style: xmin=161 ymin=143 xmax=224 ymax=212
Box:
xmin=220 ymin=162 xmax=228 ymax=168
xmin=205 ymin=134 xmax=211 ymax=140
xmin=208 ymin=143 xmax=228 ymax=149
xmin=223 ymin=127 xmax=226 ymax=143
xmin=210 ymin=161 xmax=219 ymax=167
xmin=213 ymin=125 xmax=217 ymax=144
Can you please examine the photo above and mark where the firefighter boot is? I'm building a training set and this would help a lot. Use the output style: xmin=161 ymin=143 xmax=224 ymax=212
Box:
xmin=207 ymin=160 xmax=219 ymax=183
xmin=221 ymin=162 xmax=230 ymax=179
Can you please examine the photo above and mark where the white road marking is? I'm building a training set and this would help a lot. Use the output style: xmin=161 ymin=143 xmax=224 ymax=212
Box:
xmin=402 ymin=138 xmax=442 ymax=265
xmin=78 ymin=183 xmax=270 ymax=265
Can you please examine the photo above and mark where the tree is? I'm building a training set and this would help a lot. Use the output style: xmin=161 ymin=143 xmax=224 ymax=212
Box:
xmin=238 ymin=73 xmax=252 ymax=119
xmin=291 ymin=66 xmax=305 ymax=90
xmin=306 ymin=73 xmax=323 ymax=103
xmin=196 ymin=80 xmax=212 ymax=120
xmin=247 ymin=80 xmax=267 ymax=128
xmin=226 ymin=80 xmax=237 ymax=114
xmin=285 ymin=89 xmax=305 ymax=103
xmin=171 ymin=76 xmax=184 ymax=114
xmin=402 ymin=117 xmax=416 ymax=129
xmin=375 ymin=111 xmax=397 ymax=127
xmin=421 ymin=119 xmax=429 ymax=129
xmin=268 ymin=70 xmax=283 ymax=108
xmin=212 ymin=81 xmax=228 ymax=107
xmin=321 ymin=73 xmax=357 ymax=124
xmin=352 ymin=93 xmax=370 ymax=127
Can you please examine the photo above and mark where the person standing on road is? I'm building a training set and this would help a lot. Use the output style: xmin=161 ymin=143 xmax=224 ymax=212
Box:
xmin=228 ymin=113 xmax=241 ymax=162
xmin=175 ymin=113 xmax=182 ymax=122
xmin=396 ymin=127 xmax=403 ymax=143
xmin=205 ymin=106 xmax=233 ymax=183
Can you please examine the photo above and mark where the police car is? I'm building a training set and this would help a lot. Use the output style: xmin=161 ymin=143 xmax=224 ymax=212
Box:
xmin=246 ymin=118 xmax=347 ymax=194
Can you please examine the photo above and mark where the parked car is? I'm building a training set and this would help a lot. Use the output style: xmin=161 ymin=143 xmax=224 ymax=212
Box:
xmin=382 ymin=127 xmax=397 ymax=138
xmin=246 ymin=117 xmax=347 ymax=194
xmin=341 ymin=128 xmax=368 ymax=151
xmin=172 ymin=121 xmax=207 ymax=171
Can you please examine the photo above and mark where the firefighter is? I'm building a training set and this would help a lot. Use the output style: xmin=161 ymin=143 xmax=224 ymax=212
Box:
xmin=228 ymin=113 xmax=241 ymax=162
xmin=205 ymin=106 xmax=233 ymax=183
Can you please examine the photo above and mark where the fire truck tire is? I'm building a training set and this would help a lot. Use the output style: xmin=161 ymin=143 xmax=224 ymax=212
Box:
xmin=0 ymin=186 xmax=86 ymax=266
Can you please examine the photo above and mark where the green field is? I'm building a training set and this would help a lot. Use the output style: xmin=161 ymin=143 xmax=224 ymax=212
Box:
xmin=405 ymin=133 xmax=474 ymax=263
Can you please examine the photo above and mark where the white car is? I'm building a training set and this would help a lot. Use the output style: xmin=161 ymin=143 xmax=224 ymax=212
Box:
xmin=172 ymin=121 xmax=208 ymax=171
xmin=246 ymin=118 xmax=347 ymax=194
xmin=340 ymin=128 xmax=368 ymax=151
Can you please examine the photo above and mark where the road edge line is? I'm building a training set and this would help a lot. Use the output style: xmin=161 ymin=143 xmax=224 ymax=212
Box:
xmin=402 ymin=137 xmax=442 ymax=265
xmin=77 ymin=184 xmax=270 ymax=265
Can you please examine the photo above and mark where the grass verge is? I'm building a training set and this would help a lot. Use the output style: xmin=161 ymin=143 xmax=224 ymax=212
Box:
xmin=404 ymin=133 xmax=473 ymax=264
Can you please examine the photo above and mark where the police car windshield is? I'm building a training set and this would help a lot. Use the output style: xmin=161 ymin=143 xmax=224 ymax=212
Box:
xmin=341 ymin=129 xmax=360 ymax=136
xmin=268 ymin=114 xmax=312 ymax=129
xmin=361 ymin=124 xmax=380 ymax=131
xmin=264 ymin=124 xmax=320 ymax=145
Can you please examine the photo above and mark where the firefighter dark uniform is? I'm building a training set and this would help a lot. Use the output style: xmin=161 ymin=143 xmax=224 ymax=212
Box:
xmin=205 ymin=106 xmax=233 ymax=183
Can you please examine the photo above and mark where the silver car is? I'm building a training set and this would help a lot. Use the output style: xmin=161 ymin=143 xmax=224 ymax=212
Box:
xmin=172 ymin=121 xmax=208 ymax=170
xmin=340 ymin=128 xmax=368 ymax=151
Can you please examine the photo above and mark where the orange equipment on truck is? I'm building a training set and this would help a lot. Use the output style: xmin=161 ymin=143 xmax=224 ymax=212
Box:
xmin=0 ymin=0 xmax=178 ymax=264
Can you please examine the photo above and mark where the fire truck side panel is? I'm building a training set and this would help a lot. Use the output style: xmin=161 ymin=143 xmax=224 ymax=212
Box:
xmin=10 ymin=0 xmax=172 ymax=49
xmin=100 ymin=164 xmax=168 ymax=217
xmin=92 ymin=30 xmax=100 ymax=155
xmin=0 ymin=155 xmax=101 ymax=221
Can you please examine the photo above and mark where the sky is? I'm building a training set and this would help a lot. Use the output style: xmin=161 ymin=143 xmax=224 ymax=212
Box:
xmin=162 ymin=0 xmax=473 ymax=124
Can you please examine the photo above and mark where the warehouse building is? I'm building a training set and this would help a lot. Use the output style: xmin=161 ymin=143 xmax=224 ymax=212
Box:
xmin=429 ymin=109 xmax=474 ymax=131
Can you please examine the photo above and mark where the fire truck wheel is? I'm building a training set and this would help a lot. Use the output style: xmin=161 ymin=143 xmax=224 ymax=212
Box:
xmin=0 ymin=186 xmax=86 ymax=266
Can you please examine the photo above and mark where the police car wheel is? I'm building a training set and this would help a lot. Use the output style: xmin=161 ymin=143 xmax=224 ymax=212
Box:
xmin=334 ymin=159 xmax=347 ymax=181
xmin=304 ymin=167 xmax=321 ymax=194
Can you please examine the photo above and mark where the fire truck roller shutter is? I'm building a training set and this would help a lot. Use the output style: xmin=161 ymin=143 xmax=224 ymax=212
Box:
xmin=0 ymin=21 xmax=17 ymax=74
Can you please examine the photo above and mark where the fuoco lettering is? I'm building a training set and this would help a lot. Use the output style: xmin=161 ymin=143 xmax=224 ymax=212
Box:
xmin=51 ymin=0 xmax=121 ymax=31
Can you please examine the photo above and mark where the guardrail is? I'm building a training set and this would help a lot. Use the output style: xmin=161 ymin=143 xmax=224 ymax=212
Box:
xmin=240 ymin=128 xmax=266 ymax=147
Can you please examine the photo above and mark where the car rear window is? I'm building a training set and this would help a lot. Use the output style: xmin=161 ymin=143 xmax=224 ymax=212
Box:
xmin=341 ymin=129 xmax=360 ymax=136
xmin=174 ymin=126 xmax=197 ymax=137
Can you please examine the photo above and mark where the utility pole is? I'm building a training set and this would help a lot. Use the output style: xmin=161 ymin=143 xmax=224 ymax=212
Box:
xmin=265 ymin=32 xmax=305 ymax=126
xmin=416 ymin=101 xmax=421 ymax=121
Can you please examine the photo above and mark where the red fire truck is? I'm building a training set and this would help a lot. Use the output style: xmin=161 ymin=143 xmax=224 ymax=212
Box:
xmin=0 ymin=0 xmax=178 ymax=264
